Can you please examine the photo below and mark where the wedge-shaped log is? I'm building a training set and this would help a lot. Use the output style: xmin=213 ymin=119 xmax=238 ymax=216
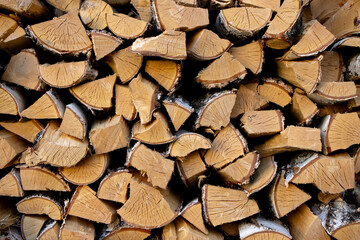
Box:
xmin=0 ymin=169 xmax=23 ymax=197
xmin=101 ymin=227 xmax=151 ymax=240
xmin=91 ymin=31 xmax=122 ymax=61
xmin=59 ymin=103 xmax=88 ymax=140
xmin=59 ymin=216 xmax=95 ymax=240
xmin=181 ymin=199 xmax=208 ymax=234
xmin=106 ymin=13 xmax=148 ymax=39
xmin=169 ymin=132 xmax=211 ymax=157
xmin=238 ymin=0 xmax=280 ymax=12
xmin=45 ymin=0 xmax=80 ymax=12
xmin=80 ymin=0 xmax=113 ymax=30
xmin=162 ymin=222 xmax=177 ymax=239
xmin=0 ymin=25 xmax=32 ymax=54
xmin=289 ymin=88 xmax=318 ymax=125
xmin=127 ymin=142 xmax=174 ymax=189
xmin=0 ymin=0 xmax=50 ymax=19
xmin=97 ymin=169 xmax=132 ymax=203
xmin=174 ymin=217 xmax=223 ymax=240
xmin=21 ymin=215 xmax=48 ymax=240
xmin=309 ymin=82 xmax=357 ymax=104
xmin=163 ymin=98 xmax=193 ymax=131
xmin=17 ymin=195 xmax=63 ymax=220
xmin=177 ymin=151 xmax=207 ymax=187
xmin=37 ymin=221 xmax=60 ymax=240
xmin=310 ymin=0 xmax=347 ymax=23
xmin=0 ymin=83 xmax=26 ymax=115
xmin=145 ymin=60 xmax=181 ymax=93
xmin=258 ymin=78 xmax=293 ymax=107
xmin=0 ymin=120 xmax=43 ymax=143
xmin=0 ymin=13 xmax=17 ymax=40
xmin=115 ymin=84 xmax=136 ymax=121
xmin=0 ymin=130 xmax=29 ymax=169
xmin=202 ymin=184 xmax=259 ymax=226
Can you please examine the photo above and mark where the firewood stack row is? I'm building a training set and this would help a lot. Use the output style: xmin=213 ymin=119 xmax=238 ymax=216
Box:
xmin=0 ymin=0 xmax=360 ymax=239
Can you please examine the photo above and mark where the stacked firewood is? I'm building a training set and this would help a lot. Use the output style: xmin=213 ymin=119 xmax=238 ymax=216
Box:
xmin=0 ymin=0 xmax=360 ymax=239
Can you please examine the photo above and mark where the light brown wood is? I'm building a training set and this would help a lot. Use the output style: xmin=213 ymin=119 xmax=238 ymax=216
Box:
xmin=117 ymin=173 xmax=181 ymax=229
xmin=129 ymin=74 xmax=159 ymax=124
xmin=196 ymin=52 xmax=246 ymax=89
xmin=240 ymin=110 xmax=284 ymax=137
xmin=286 ymin=152 xmax=355 ymax=194
xmin=106 ymin=13 xmax=148 ymax=39
xmin=126 ymin=142 xmax=174 ymax=189
xmin=242 ymin=156 xmax=278 ymax=195
xmin=59 ymin=154 xmax=108 ymax=185
xmin=239 ymin=0 xmax=280 ymax=12
xmin=22 ymin=121 xmax=88 ymax=167
xmin=0 ymin=198 xmax=18 ymax=230
xmin=132 ymin=110 xmax=175 ymax=145
xmin=131 ymin=0 xmax=152 ymax=22
xmin=106 ymin=47 xmax=143 ymax=83
xmin=39 ymin=60 xmax=97 ymax=88
xmin=187 ymin=29 xmax=231 ymax=61
xmin=310 ymin=0 xmax=347 ymax=23
xmin=255 ymin=126 xmax=321 ymax=157
xmin=151 ymin=0 xmax=209 ymax=31
xmin=45 ymin=0 xmax=80 ymax=12
xmin=263 ymin=0 xmax=301 ymax=49
xmin=0 ymin=83 xmax=26 ymax=116
xmin=16 ymin=195 xmax=63 ymax=220
xmin=0 ymin=130 xmax=29 ymax=169
xmin=27 ymin=11 xmax=92 ymax=55
xmin=202 ymin=184 xmax=259 ymax=226
xmin=0 ymin=25 xmax=32 ymax=54
xmin=320 ymin=112 xmax=360 ymax=154
xmin=174 ymin=217 xmax=223 ymax=240
xmin=59 ymin=216 xmax=95 ymax=240
xmin=70 ymin=74 xmax=116 ymax=111
xmin=97 ymin=169 xmax=132 ymax=203
xmin=321 ymin=51 xmax=344 ymax=82
xmin=67 ymin=185 xmax=117 ymax=224
xmin=162 ymin=222 xmax=177 ymax=240
xmin=181 ymin=199 xmax=208 ymax=234
xmin=132 ymin=30 xmax=187 ymax=60
xmin=0 ymin=0 xmax=50 ymax=19
xmin=289 ymin=88 xmax=319 ymax=125
xmin=80 ymin=0 xmax=113 ymax=30
xmin=1 ymin=49 xmax=45 ymax=91
xmin=0 ymin=120 xmax=43 ymax=143
xmin=0 ymin=168 xmax=23 ymax=197
xmin=333 ymin=36 xmax=360 ymax=48
xmin=91 ymin=31 xmax=122 ymax=61
xmin=21 ymin=215 xmax=48 ymax=240
xmin=163 ymin=98 xmax=193 ymax=131
xmin=20 ymin=166 xmax=70 ymax=192
xmin=176 ymin=151 xmax=207 ymax=187
xmin=0 ymin=13 xmax=18 ymax=40
xmin=37 ymin=221 xmax=60 ymax=240
xmin=59 ymin=103 xmax=88 ymax=140
xmin=215 ymin=7 xmax=272 ymax=40
xmin=317 ymin=192 xmax=341 ymax=204
xmin=276 ymin=57 xmax=322 ymax=94
xmin=169 ymin=132 xmax=211 ymax=157
xmin=258 ymin=79 xmax=293 ymax=108
xmin=101 ymin=227 xmax=151 ymax=240
xmin=89 ymin=115 xmax=129 ymax=154
xmin=204 ymin=123 xmax=248 ymax=169
xmin=229 ymin=40 xmax=264 ymax=75
xmin=309 ymin=82 xmax=357 ymax=104
xmin=355 ymin=146 xmax=360 ymax=174
xmin=145 ymin=60 xmax=181 ymax=93
xmin=318 ymin=103 xmax=349 ymax=118
xmin=346 ymin=53 xmax=360 ymax=81
xmin=115 ymin=84 xmax=137 ymax=121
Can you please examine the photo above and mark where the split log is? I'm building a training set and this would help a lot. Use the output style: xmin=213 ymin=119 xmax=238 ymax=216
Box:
xmin=215 ymin=7 xmax=272 ymax=41
xmin=0 ymin=130 xmax=29 ymax=169
xmin=263 ymin=0 xmax=301 ymax=49
xmin=21 ymin=90 xmax=65 ymax=119
xmin=257 ymin=79 xmax=293 ymax=107
xmin=0 ymin=26 xmax=32 ymax=54
xmin=176 ymin=151 xmax=207 ymax=187
xmin=181 ymin=199 xmax=208 ymax=234
xmin=163 ymin=98 xmax=193 ymax=131
xmin=115 ymin=84 xmax=137 ymax=121
xmin=131 ymin=0 xmax=152 ymax=22
xmin=131 ymin=110 xmax=175 ymax=145
xmin=117 ymin=174 xmax=181 ymax=229
xmin=229 ymin=40 xmax=264 ymax=75
xmin=347 ymin=53 xmax=360 ymax=81
xmin=45 ymin=0 xmax=80 ymax=12
xmin=169 ymin=132 xmax=211 ymax=157
xmin=309 ymin=82 xmax=357 ymax=105
xmin=282 ymin=20 xmax=335 ymax=60
xmin=196 ymin=91 xmax=236 ymax=130
xmin=0 ymin=120 xmax=43 ymax=143
xmin=90 ymin=31 xmax=122 ymax=61
xmin=151 ymin=0 xmax=209 ymax=31
xmin=0 ymin=83 xmax=26 ymax=116
xmin=318 ymin=103 xmax=349 ymax=118
xmin=255 ymin=126 xmax=322 ymax=157
xmin=70 ymin=74 xmax=117 ymax=111
xmin=285 ymin=152 xmax=355 ymax=193
xmin=347 ymin=85 xmax=360 ymax=109
xmin=59 ymin=154 xmax=108 ymax=185
xmin=80 ymin=0 xmax=113 ymax=30
xmin=97 ymin=169 xmax=132 ymax=203
xmin=276 ymin=57 xmax=322 ymax=94
xmin=231 ymin=84 xmax=269 ymax=118
xmin=320 ymin=51 xmax=344 ymax=82
xmin=89 ymin=115 xmax=129 ymax=154
xmin=106 ymin=13 xmax=148 ymax=39
xmin=106 ymin=47 xmax=143 ymax=83
xmin=27 ymin=12 xmax=92 ymax=55
xmin=20 ymin=166 xmax=70 ymax=192
xmin=174 ymin=217 xmax=223 ymax=240
xmin=201 ymin=184 xmax=259 ymax=226
xmin=0 ymin=0 xmax=50 ymax=19
xmin=355 ymin=147 xmax=360 ymax=173
xmin=0 ymin=198 xmax=19 ymax=230
xmin=59 ymin=103 xmax=88 ymax=140
xmin=187 ymin=29 xmax=231 ymax=61
xmin=162 ymin=222 xmax=177 ymax=240
xmin=289 ymin=88 xmax=319 ymax=125
xmin=16 ymin=195 xmax=63 ymax=220
xmin=129 ymin=74 xmax=160 ymax=124
xmin=242 ymin=156 xmax=277 ymax=195
xmin=21 ymin=215 xmax=48 ymax=240
xmin=0 ymin=14 xmax=18 ymax=40
xmin=37 ymin=221 xmax=60 ymax=240
xmin=126 ymin=142 xmax=174 ymax=189
xmin=195 ymin=52 xmax=247 ymax=89
xmin=238 ymin=0 xmax=280 ymax=12
xmin=131 ymin=30 xmax=187 ymax=60
xmin=0 ymin=169 xmax=23 ymax=197
xmin=220 ymin=222 xmax=239 ymax=237
xmin=320 ymin=112 xmax=360 ymax=154
xmin=39 ymin=61 xmax=97 ymax=88
xmin=239 ymin=217 xmax=292 ymax=240
xmin=145 ymin=60 xmax=181 ymax=93
xmin=240 ymin=110 xmax=284 ymax=137
xmin=310 ymin=0 xmax=347 ymax=23
xmin=101 ymin=227 xmax=151 ymax=240
xmin=218 ymin=152 xmax=259 ymax=185
xmin=318 ymin=192 xmax=342 ymax=205
xmin=22 ymin=121 xmax=88 ymax=167
xmin=59 ymin=216 xmax=95 ymax=240
xmin=67 ymin=185 xmax=117 ymax=224
xmin=204 ymin=123 xmax=248 ymax=169
xmin=1 ymin=49 xmax=45 ymax=91
xmin=333 ymin=36 xmax=360 ymax=49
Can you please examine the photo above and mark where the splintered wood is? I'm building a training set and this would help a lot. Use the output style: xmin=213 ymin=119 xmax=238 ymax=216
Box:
xmin=1 ymin=0 xmax=360 ymax=239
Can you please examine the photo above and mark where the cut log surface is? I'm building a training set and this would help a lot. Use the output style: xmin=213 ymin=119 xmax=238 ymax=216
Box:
xmin=333 ymin=36 xmax=360 ymax=48
xmin=91 ymin=31 xmax=122 ymax=61
xmin=0 ymin=13 xmax=18 ymax=40
xmin=21 ymin=215 xmax=48 ymax=240
xmin=37 ymin=221 xmax=60 ymax=240
xmin=181 ymin=199 xmax=208 ymax=234
xmin=174 ymin=217 xmax=223 ymax=240
xmin=169 ymin=132 xmax=211 ymax=157
xmin=310 ymin=0 xmax=347 ymax=23
xmin=239 ymin=0 xmax=280 ymax=12
xmin=115 ymin=84 xmax=137 ymax=121
xmin=0 ymin=130 xmax=29 ymax=169
xmin=0 ymin=169 xmax=23 ymax=197
xmin=45 ymin=0 xmax=80 ymax=12
xmin=97 ymin=169 xmax=132 ymax=203
xmin=16 ymin=195 xmax=63 ymax=220
xmin=59 ymin=103 xmax=88 ymax=140
xmin=240 ymin=110 xmax=284 ymax=137
xmin=162 ymin=221 xmax=177 ymax=240
xmin=163 ymin=98 xmax=193 ymax=131
xmin=59 ymin=216 xmax=95 ymax=240
xmin=258 ymin=79 xmax=293 ymax=108
xmin=101 ymin=227 xmax=151 ymax=240
xmin=145 ymin=60 xmax=181 ymax=93
xmin=131 ymin=0 xmax=152 ymax=22
xmin=106 ymin=13 xmax=148 ymax=39
xmin=309 ymin=82 xmax=357 ymax=104
xmin=176 ymin=151 xmax=207 ymax=187
xmin=320 ymin=51 xmax=344 ymax=82
xmin=0 ymin=119 xmax=43 ymax=143
xmin=80 ymin=0 xmax=113 ymax=30
xmin=0 ymin=0 xmax=50 ymax=19
xmin=290 ymin=88 xmax=319 ymax=125
xmin=0 ymin=83 xmax=26 ymax=115
xmin=0 ymin=25 xmax=32 ymax=54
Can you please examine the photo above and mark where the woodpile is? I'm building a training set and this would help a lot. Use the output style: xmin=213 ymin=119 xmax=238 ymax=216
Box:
xmin=1 ymin=0 xmax=360 ymax=239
